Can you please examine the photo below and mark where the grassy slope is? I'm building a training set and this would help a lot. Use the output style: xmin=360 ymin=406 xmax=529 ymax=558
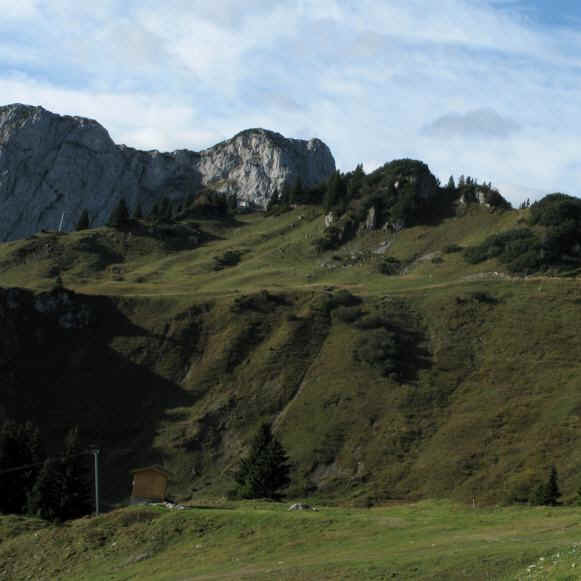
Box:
xmin=3 ymin=501 xmax=581 ymax=580
xmin=1 ymin=204 xmax=581 ymax=506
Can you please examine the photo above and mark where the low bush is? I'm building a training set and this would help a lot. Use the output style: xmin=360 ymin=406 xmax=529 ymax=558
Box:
xmin=354 ymin=328 xmax=401 ymax=377
xmin=377 ymin=257 xmax=401 ymax=275
xmin=213 ymin=250 xmax=242 ymax=270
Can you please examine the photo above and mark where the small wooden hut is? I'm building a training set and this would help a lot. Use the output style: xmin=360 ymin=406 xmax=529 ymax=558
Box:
xmin=130 ymin=465 xmax=170 ymax=503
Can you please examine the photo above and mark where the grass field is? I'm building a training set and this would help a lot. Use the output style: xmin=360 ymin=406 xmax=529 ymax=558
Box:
xmin=3 ymin=500 xmax=581 ymax=580
xmin=1 ymin=203 xmax=581 ymax=510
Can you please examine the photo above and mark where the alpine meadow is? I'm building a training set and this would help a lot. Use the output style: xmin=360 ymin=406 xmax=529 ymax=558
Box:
xmin=1 ymin=102 xmax=581 ymax=580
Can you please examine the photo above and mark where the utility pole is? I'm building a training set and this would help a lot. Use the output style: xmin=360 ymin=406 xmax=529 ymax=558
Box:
xmin=91 ymin=448 xmax=100 ymax=516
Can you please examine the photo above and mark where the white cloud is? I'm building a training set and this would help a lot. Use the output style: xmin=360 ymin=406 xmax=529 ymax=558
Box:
xmin=0 ymin=1 xmax=580 ymax=206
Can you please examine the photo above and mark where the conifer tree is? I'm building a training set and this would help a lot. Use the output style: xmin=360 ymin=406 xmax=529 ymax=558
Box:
xmin=291 ymin=177 xmax=304 ymax=204
xmin=27 ymin=427 xmax=92 ymax=521
xmin=447 ymin=175 xmax=456 ymax=190
xmin=232 ymin=423 xmax=291 ymax=499
xmin=544 ymin=465 xmax=561 ymax=506
xmin=75 ymin=209 xmax=90 ymax=231
xmin=348 ymin=163 xmax=365 ymax=198
xmin=267 ymin=189 xmax=280 ymax=211
xmin=107 ymin=198 xmax=130 ymax=227
xmin=27 ymin=458 xmax=61 ymax=520
xmin=133 ymin=201 xmax=143 ymax=220
xmin=0 ymin=421 xmax=44 ymax=514
xmin=324 ymin=171 xmax=346 ymax=211
xmin=159 ymin=197 xmax=171 ymax=220
xmin=150 ymin=202 xmax=160 ymax=219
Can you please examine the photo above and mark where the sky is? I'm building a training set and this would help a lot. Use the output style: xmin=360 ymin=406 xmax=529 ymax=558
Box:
xmin=1 ymin=1 xmax=580 ymax=206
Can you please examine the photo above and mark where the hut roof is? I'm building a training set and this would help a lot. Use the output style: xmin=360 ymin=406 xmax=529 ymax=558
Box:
xmin=130 ymin=465 xmax=170 ymax=477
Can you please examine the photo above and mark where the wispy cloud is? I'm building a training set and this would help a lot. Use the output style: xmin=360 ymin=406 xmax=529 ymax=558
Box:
xmin=0 ymin=0 xmax=580 ymax=206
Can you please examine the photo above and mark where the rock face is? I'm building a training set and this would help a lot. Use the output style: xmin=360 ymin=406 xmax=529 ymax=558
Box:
xmin=0 ymin=104 xmax=335 ymax=241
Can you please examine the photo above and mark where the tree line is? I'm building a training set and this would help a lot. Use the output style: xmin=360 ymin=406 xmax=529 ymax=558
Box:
xmin=74 ymin=190 xmax=239 ymax=232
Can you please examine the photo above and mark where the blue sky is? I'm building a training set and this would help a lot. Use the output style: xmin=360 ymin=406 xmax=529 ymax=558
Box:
xmin=1 ymin=0 xmax=580 ymax=205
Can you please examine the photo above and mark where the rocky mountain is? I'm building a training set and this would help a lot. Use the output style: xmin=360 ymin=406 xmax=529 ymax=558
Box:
xmin=0 ymin=104 xmax=335 ymax=241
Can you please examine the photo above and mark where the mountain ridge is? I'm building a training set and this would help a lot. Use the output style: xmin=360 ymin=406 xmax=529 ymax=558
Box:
xmin=0 ymin=104 xmax=335 ymax=241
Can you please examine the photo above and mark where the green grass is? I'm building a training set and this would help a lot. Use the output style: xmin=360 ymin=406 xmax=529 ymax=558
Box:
xmin=2 ymin=204 xmax=581 ymax=507
xmin=3 ymin=500 xmax=581 ymax=580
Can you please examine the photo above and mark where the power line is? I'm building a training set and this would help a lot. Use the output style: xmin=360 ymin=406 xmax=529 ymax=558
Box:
xmin=0 ymin=450 xmax=92 ymax=476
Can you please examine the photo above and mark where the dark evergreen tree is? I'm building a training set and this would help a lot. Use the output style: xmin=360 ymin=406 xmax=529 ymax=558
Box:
xmin=226 ymin=193 xmax=238 ymax=214
xmin=232 ymin=423 xmax=291 ymax=499
xmin=291 ymin=177 xmax=304 ymax=204
xmin=280 ymin=182 xmax=292 ymax=205
xmin=133 ymin=202 xmax=143 ymax=220
xmin=447 ymin=175 xmax=456 ymax=189
xmin=0 ymin=421 xmax=45 ymax=515
xmin=267 ymin=189 xmax=280 ymax=211
xmin=544 ymin=465 xmax=561 ymax=506
xmin=149 ymin=202 xmax=160 ymax=219
xmin=27 ymin=458 xmax=61 ymax=521
xmin=530 ymin=482 xmax=546 ymax=506
xmin=348 ymin=163 xmax=365 ymax=199
xmin=108 ymin=198 xmax=130 ymax=227
xmin=28 ymin=427 xmax=91 ymax=521
xmin=75 ymin=209 xmax=90 ymax=231
xmin=57 ymin=427 xmax=92 ymax=520
xmin=323 ymin=171 xmax=346 ymax=212
xmin=159 ymin=197 xmax=171 ymax=220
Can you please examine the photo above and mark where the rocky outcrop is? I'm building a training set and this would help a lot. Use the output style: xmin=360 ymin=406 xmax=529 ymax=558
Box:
xmin=0 ymin=104 xmax=335 ymax=241
xmin=198 ymin=129 xmax=335 ymax=207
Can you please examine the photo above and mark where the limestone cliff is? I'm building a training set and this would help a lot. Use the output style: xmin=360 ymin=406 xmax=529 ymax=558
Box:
xmin=0 ymin=104 xmax=335 ymax=241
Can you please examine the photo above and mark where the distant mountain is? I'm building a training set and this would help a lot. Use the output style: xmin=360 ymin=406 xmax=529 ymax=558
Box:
xmin=0 ymin=104 xmax=335 ymax=241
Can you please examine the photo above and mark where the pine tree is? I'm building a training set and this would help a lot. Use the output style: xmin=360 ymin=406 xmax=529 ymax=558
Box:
xmin=544 ymin=465 xmax=561 ymax=506
xmin=267 ymin=189 xmax=280 ymax=211
xmin=0 ymin=421 xmax=45 ymax=515
xmin=324 ymin=171 xmax=346 ymax=211
xmin=27 ymin=458 xmax=61 ymax=520
xmin=530 ymin=482 xmax=546 ymax=506
xmin=159 ymin=197 xmax=171 ymax=220
xmin=133 ymin=202 xmax=143 ymax=220
xmin=348 ymin=163 xmax=365 ymax=199
xmin=233 ymin=423 xmax=291 ymax=499
xmin=75 ymin=209 xmax=90 ymax=231
xmin=108 ymin=198 xmax=130 ymax=227
xmin=57 ymin=427 xmax=92 ymax=520
xmin=291 ymin=177 xmax=304 ymax=204
xmin=447 ymin=175 xmax=456 ymax=190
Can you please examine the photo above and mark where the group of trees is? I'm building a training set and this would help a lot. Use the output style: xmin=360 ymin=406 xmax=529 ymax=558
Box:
xmin=0 ymin=421 xmax=92 ymax=521
xmin=464 ymin=193 xmax=581 ymax=274
xmin=75 ymin=189 xmax=241 ymax=232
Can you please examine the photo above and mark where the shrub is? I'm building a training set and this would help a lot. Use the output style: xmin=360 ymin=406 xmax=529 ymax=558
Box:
xmin=443 ymin=244 xmax=462 ymax=253
xmin=377 ymin=257 xmax=401 ymax=275
xmin=354 ymin=328 xmax=401 ymax=376
xmin=213 ymin=250 xmax=242 ymax=270
xmin=464 ymin=228 xmax=543 ymax=273
xmin=333 ymin=306 xmax=364 ymax=323
xmin=355 ymin=314 xmax=388 ymax=330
